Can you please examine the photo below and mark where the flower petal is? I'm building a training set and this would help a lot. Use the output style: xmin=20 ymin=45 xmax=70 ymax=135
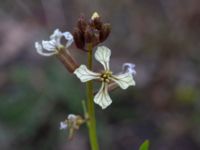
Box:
xmin=35 ymin=42 xmax=56 ymax=56
xmin=67 ymin=114 xmax=77 ymax=120
xmin=74 ymin=65 xmax=100 ymax=82
xmin=63 ymin=32 xmax=74 ymax=47
xmin=42 ymin=40 xmax=58 ymax=51
xmin=122 ymin=63 xmax=136 ymax=75
xmin=94 ymin=83 xmax=112 ymax=109
xmin=60 ymin=121 xmax=68 ymax=130
xmin=111 ymin=73 xmax=135 ymax=89
xmin=95 ymin=46 xmax=111 ymax=70
xmin=35 ymin=42 xmax=42 ymax=52
xmin=50 ymin=29 xmax=63 ymax=44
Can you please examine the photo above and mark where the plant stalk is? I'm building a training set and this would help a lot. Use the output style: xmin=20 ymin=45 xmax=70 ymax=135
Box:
xmin=86 ymin=44 xmax=99 ymax=150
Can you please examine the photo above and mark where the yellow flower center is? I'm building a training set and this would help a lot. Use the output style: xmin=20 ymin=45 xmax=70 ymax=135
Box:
xmin=100 ymin=71 xmax=112 ymax=83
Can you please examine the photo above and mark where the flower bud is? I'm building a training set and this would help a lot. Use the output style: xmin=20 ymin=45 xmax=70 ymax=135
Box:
xmin=73 ymin=12 xmax=111 ymax=51
xmin=73 ymin=28 xmax=85 ymax=50
xmin=91 ymin=12 xmax=100 ymax=20
xmin=91 ymin=17 xmax=103 ymax=30
xmin=77 ymin=15 xmax=87 ymax=32
xmin=84 ymin=27 xmax=94 ymax=43
xmin=99 ymin=23 xmax=111 ymax=42
xmin=84 ymin=27 xmax=100 ymax=47
xmin=60 ymin=114 xmax=86 ymax=139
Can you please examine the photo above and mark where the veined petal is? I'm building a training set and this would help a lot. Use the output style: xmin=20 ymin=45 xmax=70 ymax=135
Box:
xmin=42 ymin=40 xmax=58 ymax=51
xmin=111 ymin=72 xmax=135 ymax=89
xmin=94 ymin=83 xmax=112 ymax=109
xmin=63 ymin=32 xmax=74 ymax=47
xmin=74 ymin=65 xmax=100 ymax=82
xmin=95 ymin=46 xmax=111 ymax=70
xmin=50 ymin=29 xmax=63 ymax=44
xmin=35 ymin=42 xmax=56 ymax=56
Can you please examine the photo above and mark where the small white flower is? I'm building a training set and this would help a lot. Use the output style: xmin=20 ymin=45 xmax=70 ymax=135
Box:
xmin=67 ymin=114 xmax=79 ymax=129
xmin=59 ymin=114 xmax=78 ymax=130
xmin=60 ymin=121 xmax=68 ymax=130
xmin=35 ymin=29 xmax=74 ymax=56
xmin=74 ymin=46 xmax=136 ymax=109
xmin=67 ymin=114 xmax=77 ymax=121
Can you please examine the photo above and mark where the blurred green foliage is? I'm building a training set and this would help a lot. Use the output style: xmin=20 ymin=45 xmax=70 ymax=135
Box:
xmin=139 ymin=140 xmax=149 ymax=150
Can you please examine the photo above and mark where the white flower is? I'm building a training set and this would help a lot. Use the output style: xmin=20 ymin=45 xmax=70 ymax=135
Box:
xmin=35 ymin=29 xmax=74 ymax=56
xmin=74 ymin=46 xmax=136 ymax=109
xmin=67 ymin=114 xmax=77 ymax=121
xmin=59 ymin=114 xmax=78 ymax=130
xmin=60 ymin=121 xmax=68 ymax=130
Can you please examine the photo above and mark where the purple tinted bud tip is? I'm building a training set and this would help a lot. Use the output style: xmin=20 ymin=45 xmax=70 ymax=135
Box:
xmin=122 ymin=63 xmax=136 ymax=76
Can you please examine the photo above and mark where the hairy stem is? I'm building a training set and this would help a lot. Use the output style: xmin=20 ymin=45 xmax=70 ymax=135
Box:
xmin=86 ymin=44 xmax=99 ymax=150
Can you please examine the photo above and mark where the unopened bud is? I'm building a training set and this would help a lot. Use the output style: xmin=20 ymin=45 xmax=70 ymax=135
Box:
xmin=92 ymin=17 xmax=103 ymax=30
xmin=99 ymin=23 xmax=111 ymax=42
xmin=77 ymin=16 xmax=87 ymax=32
xmin=84 ymin=27 xmax=94 ymax=43
xmin=91 ymin=12 xmax=100 ymax=20
xmin=60 ymin=114 xmax=86 ymax=139
xmin=73 ymin=28 xmax=85 ymax=50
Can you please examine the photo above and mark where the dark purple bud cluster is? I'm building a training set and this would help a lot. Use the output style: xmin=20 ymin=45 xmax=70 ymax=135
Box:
xmin=73 ymin=13 xmax=111 ymax=51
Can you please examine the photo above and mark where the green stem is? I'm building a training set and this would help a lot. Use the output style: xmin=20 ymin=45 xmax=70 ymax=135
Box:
xmin=86 ymin=44 xmax=99 ymax=150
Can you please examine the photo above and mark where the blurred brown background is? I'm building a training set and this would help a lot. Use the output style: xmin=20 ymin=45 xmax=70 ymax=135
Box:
xmin=0 ymin=0 xmax=200 ymax=150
